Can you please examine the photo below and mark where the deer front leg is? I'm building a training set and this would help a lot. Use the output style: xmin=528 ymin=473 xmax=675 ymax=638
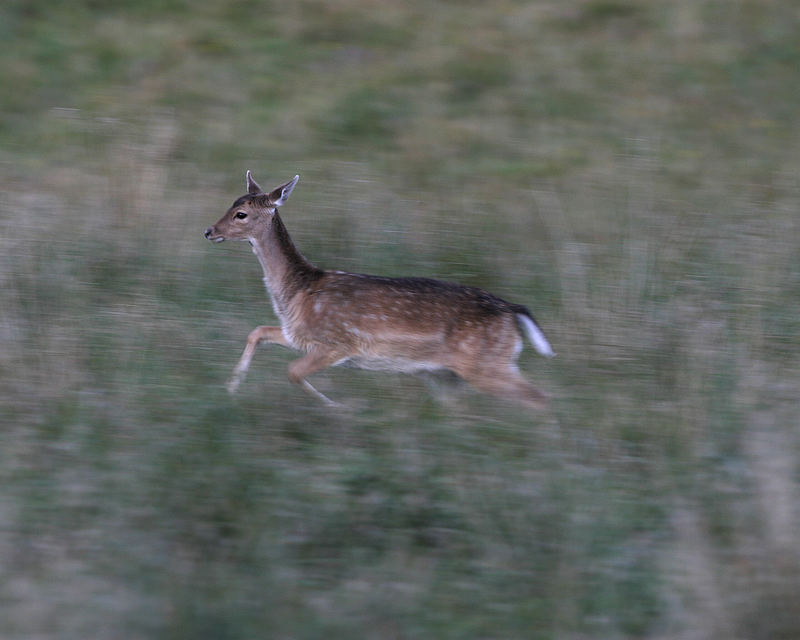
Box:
xmin=287 ymin=349 xmax=343 ymax=407
xmin=227 ymin=326 xmax=290 ymax=393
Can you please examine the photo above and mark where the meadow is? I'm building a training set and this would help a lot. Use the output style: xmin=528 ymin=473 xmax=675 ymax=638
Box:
xmin=1 ymin=1 xmax=799 ymax=637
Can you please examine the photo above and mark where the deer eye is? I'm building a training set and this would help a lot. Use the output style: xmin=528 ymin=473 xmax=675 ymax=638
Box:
xmin=235 ymin=211 xmax=248 ymax=220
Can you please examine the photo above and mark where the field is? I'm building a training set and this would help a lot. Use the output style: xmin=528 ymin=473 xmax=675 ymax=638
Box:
xmin=2 ymin=1 xmax=799 ymax=637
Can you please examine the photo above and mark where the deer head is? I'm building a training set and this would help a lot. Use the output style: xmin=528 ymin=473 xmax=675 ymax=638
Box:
xmin=204 ymin=171 xmax=299 ymax=243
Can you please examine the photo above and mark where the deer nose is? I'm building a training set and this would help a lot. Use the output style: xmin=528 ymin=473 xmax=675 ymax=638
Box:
xmin=204 ymin=227 xmax=214 ymax=239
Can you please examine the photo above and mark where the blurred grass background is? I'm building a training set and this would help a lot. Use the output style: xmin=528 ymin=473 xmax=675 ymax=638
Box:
xmin=1 ymin=0 xmax=799 ymax=637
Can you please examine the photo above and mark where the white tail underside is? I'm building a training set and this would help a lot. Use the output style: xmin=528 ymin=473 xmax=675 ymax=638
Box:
xmin=517 ymin=314 xmax=555 ymax=358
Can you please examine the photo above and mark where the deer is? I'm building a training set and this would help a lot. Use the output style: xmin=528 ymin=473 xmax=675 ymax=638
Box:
xmin=204 ymin=171 xmax=555 ymax=409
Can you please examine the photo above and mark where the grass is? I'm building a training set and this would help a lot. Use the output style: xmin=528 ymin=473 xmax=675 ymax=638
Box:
xmin=2 ymin=0 xmax=800 ymax=638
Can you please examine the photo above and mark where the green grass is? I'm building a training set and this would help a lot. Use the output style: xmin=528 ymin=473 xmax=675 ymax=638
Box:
xmin=2 ymin=0 xmax=800 ymax=638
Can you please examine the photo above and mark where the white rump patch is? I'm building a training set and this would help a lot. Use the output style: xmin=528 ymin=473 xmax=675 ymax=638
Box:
xmin=517 ymin=314 xmax=555 ymax=358
xmin=512 ymin=336 xmax=523 ymax=359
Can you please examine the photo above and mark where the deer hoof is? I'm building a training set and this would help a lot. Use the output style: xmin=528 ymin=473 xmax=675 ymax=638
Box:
xmin=227 ymin=375 xmax=243 ymax=394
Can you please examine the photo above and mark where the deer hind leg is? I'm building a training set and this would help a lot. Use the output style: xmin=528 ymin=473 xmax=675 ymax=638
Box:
xmin=287 ymin=349 xmax=344 ymax=408
xmin=461 ymin=365 xmax=548 ymax=409
xmin=451 ymin=329 xmax=548 ymax=409
xmin=227 ymin=326 xmax=290 ymax=393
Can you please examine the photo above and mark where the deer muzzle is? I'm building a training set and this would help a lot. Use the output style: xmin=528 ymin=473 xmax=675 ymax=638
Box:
xmin=204 ymin=227 xmax=225 ymax=243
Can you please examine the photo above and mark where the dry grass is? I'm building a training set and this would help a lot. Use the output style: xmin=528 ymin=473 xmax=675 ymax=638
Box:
xmin=1 ymin=1 xmax=800 ymax=638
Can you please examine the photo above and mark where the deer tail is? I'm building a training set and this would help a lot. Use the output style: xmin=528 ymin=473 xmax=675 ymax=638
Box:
xmin=515 ymin=309 xmax=555 ymax=358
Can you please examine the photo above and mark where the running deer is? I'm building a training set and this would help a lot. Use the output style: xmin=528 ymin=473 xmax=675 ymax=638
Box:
xmin=204 ymin=172 xmax=554 ymax=408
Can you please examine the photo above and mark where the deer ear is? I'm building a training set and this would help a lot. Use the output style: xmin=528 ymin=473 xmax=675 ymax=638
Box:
xmin=246 ymin=170 xmax=263 ymax=195
xmin=269 ymin=175 xmax=299 ymax=207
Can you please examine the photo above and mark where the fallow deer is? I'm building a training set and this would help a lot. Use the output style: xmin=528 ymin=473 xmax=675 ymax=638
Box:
xmin=205 ymin=172 xmax=554 ymax=408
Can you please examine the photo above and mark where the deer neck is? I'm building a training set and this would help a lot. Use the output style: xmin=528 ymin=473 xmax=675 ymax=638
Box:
xmin=249 ymin=211 xmax=318 ymax=317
